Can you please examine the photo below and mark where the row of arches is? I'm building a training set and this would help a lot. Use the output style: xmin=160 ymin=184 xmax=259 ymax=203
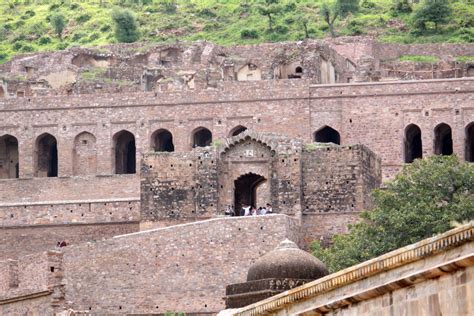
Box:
xmin=1 ymin=123 xmax=473 ymax=179
xmin=404 ymin=123 xmax=474 ymax=163
xmin=0 ymin=125 xmax=249 ymax=179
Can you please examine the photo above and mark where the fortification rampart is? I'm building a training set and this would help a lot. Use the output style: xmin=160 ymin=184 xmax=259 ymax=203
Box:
xmin=0 ymin=175 xmax=140 ymax=260
xmin=1 ymin=215 xmax=302 ymax=314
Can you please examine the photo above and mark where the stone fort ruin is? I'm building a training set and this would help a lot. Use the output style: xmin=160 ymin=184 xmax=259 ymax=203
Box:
xmin=0 ymin=37 xmax=473 ymax=314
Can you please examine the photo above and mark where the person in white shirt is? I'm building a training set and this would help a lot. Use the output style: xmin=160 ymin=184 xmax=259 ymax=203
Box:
xmin=243 ymin=205 xmax=251 ymax=216
xmin=266 ymin=203 xmax=273 ymax=214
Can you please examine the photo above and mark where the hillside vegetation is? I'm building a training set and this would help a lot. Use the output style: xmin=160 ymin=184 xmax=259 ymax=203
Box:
xmin=1 ymin=0 xmax=473 ymax=63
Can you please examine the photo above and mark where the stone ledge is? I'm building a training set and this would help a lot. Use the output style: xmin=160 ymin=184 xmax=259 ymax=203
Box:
xmin=0 ymin=290 xmax=52 ymax=305
xmin=235 ymin=222 xmax=474 ymax=316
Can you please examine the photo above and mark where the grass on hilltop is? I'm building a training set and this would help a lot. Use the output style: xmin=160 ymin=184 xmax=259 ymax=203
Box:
xmin=0 ymin=0 xmax=473 ymax=64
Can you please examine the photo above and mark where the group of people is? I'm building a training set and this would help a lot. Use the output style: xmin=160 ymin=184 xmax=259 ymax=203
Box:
xmin=224 ymin=203 xmax=273 ymax=216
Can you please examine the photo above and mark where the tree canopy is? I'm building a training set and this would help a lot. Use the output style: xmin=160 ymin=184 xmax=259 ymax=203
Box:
xmin=112 ymin=8 xmax=140 ymax=43
xmin=320 ymin=0 xmax=359 ymax=37
xmin=50 ymin=13 xmax=67 ymax=40
xmin=311 ymin=155 xmax=474 ymax=273
xmin=412 ymin=0 xmax=452 ymax=33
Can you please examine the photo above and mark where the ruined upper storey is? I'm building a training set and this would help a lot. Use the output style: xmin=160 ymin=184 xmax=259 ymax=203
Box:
xmin=0 ymin=37 xmax=473 ymax=98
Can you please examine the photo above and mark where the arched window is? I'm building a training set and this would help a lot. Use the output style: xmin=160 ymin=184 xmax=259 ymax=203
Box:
xmin=404 ymin=124 xmax=422 ymax=163
xmin=73 ymin=132 xmax=97 ymax=176
xmin=434 ymin=123 xmax=453 ymax=156
xmin=229 ymin=125 xmax=247 ymax=137
xmin=314 ymin=126 xmax=340 ymax=145
xmin=35 ymin=133 xmax=58 ymax=177
xmin=192 ymin=127 xmax=212 ymax=148
xmin=152 ymin=129 xmax=174 ymax=152
xmin=0 ymin=135 xmax=19 ymax=179
xmin=295 ymin=66 xmax=303 ymax=74
xmin=113 ymin=130 xmax=136 ymax=174
xmin=465 ymin=123 xmax=474 ymax=162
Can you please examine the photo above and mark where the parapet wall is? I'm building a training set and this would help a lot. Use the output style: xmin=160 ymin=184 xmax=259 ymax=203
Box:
xmin=0 ymin=175 xmax=139 ymax=205
xmin=0 ymin=174 xmax=140 ymax=260
xmin=61 ymin=215 xmax=300 ymax=314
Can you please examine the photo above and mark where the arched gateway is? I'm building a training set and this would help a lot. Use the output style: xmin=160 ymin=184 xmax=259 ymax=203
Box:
xmin=219 ymin=132 xmax=275 ymax=215
xmin=234 ymin=173 xmax=267 ymax=214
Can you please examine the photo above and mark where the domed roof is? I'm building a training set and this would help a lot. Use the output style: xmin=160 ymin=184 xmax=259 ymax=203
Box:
xmin=247 ymin=239 xmax=329 ymax=281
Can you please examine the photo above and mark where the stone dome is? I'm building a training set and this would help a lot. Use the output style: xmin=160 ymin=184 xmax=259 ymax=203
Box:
xmin=247 ymin=239 xmax=329 ymax=281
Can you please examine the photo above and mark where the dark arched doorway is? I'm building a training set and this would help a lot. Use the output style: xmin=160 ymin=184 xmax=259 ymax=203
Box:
xmin=0 ymin=135 xmax=19 ymax=179
xmin=404 ymin=124 xmax=422 ymax=163
xmin=152 ymin=129 xmax=174 ymax=152
xmin=35 ymin=133 xmax=58 ymax=177
xmin=192 ymin=127 xmax=212 ymax=148
xmin=314 ymin=126 xmax=341 ymax=145
xmin=434 ymin=123 xmax=453 ymax=156
xmin=113 ymin=130 xmax=136 ymax=174
xmin=229 ymin=125 xmax=247 ymax=137
xmin=466 ymin=123 xmax=474 ymax=162
xmin=234 ymin=173 xmax=266 ymax=215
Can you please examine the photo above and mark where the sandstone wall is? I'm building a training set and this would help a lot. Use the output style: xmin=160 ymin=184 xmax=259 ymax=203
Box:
xmin=1 ymin=78 xmax=471 ymax=183
xmin=0 ymin=223 xmax=139 ymax=260
xmin=374 ymin=42 xmax=474 ymax=61
xmin=0 ymin=175 xmax=139 ymax=204
xmin=301 ymin=144 xmax=381 ymax=214
xmin=0 ymin=174 xmax=140 ymax=260
xmin=62 ymin=215 xmax=301 ymax=314
xmin=300 ymin=144 xmax=381 ymax=246
xmin=141 ymin=149 xmax=219 ymax=221
xmin=0 ymin=251 xmax=63 ymax=315
xmin=309 ymin=78 xmax=474 ymax=180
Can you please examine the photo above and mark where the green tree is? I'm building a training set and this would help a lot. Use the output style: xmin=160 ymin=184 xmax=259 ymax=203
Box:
xmin=320 ymin=0 xmax=359 ymax=38
xmin=50 ymin=13 xmax=67 ymax=40
xmin=391 ymin=0 xmax=412 ymax=15
xmin=112 ymin=8 xmax=140 ymax=43
xmin=296 ymin=4 xmax=317 ymax=39
xmin=257 ymin=0 xmax=283 ymax=31
xmin=412 ymin=0 xmax=452 ymax=33
xmin=311 ymin=155 xmax=474 ymax=273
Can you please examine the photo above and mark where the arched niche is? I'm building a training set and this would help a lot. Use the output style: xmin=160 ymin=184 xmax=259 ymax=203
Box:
xmin=434 ymin=123 xmax=453 ymax=156
xmin=465 ymin=123 xmax=474 ymax=162
xmin=113 ymin=130 xmax=136 ymax=174
xmin=35 ymin=133 xmax=58 ymax=177
xmin=0 ymin=135 xmax=19 ymax=179
xmin=151 ymin=129 xmax=174 ymax=152
xmin=404 ymin=124 xmax=422 ymax=163
xmin=192 ymin=127 xmax=212 ymax=148
xmin=314 ymin=126 xmax=341 ymax=145
xmin=73 ymin=132 xmax=97 ymax=176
